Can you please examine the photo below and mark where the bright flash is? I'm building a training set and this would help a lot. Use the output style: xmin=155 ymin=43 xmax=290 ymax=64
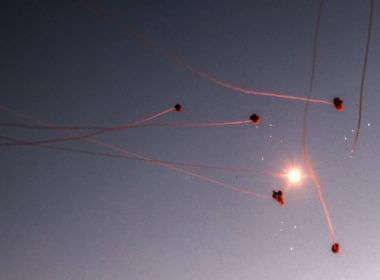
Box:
xmin=287 ymin=169 xmax=302 ymax=183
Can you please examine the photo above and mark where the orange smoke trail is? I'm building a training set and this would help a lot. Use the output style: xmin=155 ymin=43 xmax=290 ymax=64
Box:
xmin=130 ymin=120 xmax=253 ymax=128
xmin=303 ymin=155 xmax=336 ymax=242
xmin=0 ymin=119 xmax=252 ymax=132
xmin=302 ymin=0 xmax=337 ymax=244
xmin=80 ymin=0 xmax=333 ymax=106
xmin=0 ymin=107 xmax=175 ymax=146
xmin=0 ymin=119 xmax=258 ymax=147
xmin=137 ymin=31 xmax=333 ymax=105
xmin=1 ymin=134 xmax=281 ymax=179
xmin=0 ymin=106 xmax=269 ymax=200
xmin=89 ymin=138 xmax=270 ymax=199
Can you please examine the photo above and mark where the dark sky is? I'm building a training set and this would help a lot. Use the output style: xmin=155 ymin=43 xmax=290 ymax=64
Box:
xmin=1 ymin=1 xmax=379 ymax=279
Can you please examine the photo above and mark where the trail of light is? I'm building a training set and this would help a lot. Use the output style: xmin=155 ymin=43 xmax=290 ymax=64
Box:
xmin=70 ymin=135 xmax=272 ymax=199
xmin=0 ymin=134 xmax=282 ymax=178
xmin=139 ymin=31 xmax=333 ymax=105
xmin=0 ymin=107 xmax=269 ymax=199
xmin=302 ymin=0 xmax=337 ymax=244
xmin=352 ymin=0 xmax=374 ymax=151
xmin=80 ymin=0 xmax=333 ymax=106
xmin=159 ymin=162 xmax=271 ymax=199
xmin=89 ymin=138 xmax=270 ymax=199
xmin=303 ymin=155 xmax=336 ymax=243
xmin=0 ymin=119 xmax=258 ymax=147
xmin=0 ymin=107 xmax=175 ymax=146
xmin=0 ymin=121 xmax=105 ymax=130
xmin=132 ymin=120 xmax=253 ymax=127
xmin=0 ymin=119 xmax=252 ymax=132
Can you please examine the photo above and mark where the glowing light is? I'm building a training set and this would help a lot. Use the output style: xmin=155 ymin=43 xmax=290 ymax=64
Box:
xmin=287 ymin=168 xmax=302 ymax=183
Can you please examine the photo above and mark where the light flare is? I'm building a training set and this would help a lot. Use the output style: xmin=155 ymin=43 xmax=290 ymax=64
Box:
xmin=287 ymin=168 xmax=302 ymax=184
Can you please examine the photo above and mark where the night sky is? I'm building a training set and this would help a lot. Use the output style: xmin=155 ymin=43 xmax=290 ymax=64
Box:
xmin=1 ymin=1 xmax=380 ymax=279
